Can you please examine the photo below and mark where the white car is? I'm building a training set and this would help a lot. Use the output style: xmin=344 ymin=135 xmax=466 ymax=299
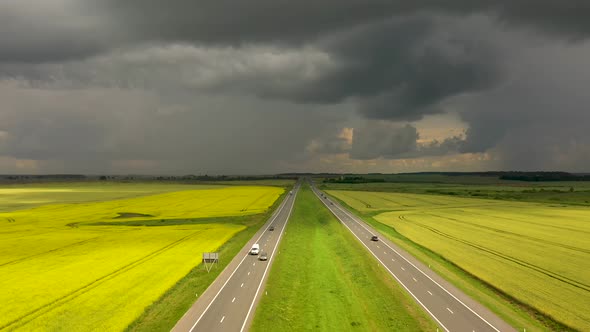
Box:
xmin=250 ymin=243 xmax=260 ymax=255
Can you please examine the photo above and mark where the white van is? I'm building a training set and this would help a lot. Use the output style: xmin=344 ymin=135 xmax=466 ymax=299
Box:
xmin=250 ymin=243 xmax=260 ymax=255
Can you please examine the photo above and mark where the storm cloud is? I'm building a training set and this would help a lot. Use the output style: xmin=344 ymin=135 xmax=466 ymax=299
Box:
xmin=1 ymin=2 xmax=590 ymax=173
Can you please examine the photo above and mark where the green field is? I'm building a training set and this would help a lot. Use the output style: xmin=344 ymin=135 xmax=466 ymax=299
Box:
xmin=328 ymin=190 xmax=590 ymax=331
xmin=0 ymin=183 xmax=284 ymax=331
xmin=251 ymin=185 xmax=435 ymax=331
xmin=320 ymin=175 xmax=590 ymax=206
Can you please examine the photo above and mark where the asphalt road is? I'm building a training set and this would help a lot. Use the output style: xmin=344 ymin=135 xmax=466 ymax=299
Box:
xmin=172 ymin=184 xmax=299 ymax=332
xmin=311 ymin=184 xmax=516 ymax=332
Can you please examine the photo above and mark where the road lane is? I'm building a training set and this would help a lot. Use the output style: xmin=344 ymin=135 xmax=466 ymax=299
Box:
xmin=172 ymin=183 xmax=299 ymax=332
xmin=310 ymin=184 xmax=515 ymax=332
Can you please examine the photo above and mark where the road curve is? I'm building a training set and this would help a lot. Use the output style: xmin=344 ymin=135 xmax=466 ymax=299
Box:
xmin=172 ymin=183 xmax=299 ymax=332
xmin=311 ymin=183 xmax=516 ymax=332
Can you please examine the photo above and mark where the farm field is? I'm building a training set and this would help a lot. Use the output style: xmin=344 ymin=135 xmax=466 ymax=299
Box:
xmin=251 ymin=186 xmax=434 ymax=331
xmin=0 ymin=183 xmax=284 ymax=331
xmin=320 ymin=175 xmax=590 ymax=206
xmin=327 ymin=190 xmax=590 ymax=331
xmin=0 ymin=182 xmax=226 ymax=212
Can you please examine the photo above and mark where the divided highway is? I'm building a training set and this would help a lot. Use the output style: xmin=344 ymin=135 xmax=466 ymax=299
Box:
xmin=311 ymin=184 xmax=516 ymax=332
xmin=173 ymin=184 xmax=299 ymax=332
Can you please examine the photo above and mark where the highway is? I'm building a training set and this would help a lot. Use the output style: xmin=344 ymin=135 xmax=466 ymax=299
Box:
xmin=172 ymin=183 xmax=299 ymax=332
xmin=310 ymin=183 xmax=516 ymax=332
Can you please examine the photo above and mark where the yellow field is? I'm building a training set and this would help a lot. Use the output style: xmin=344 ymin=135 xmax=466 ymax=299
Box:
xmin=0 ymin=185 xmax=283 ymax=331
xmin=328 ymin=190 xmax=590 ymax=331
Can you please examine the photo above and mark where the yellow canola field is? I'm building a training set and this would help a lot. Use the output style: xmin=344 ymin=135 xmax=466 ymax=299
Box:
xmin=328 ymin=190 xmax=590 ymax=331
xmin=0 ymin=185 xmax=282 ymax=331
xmin=1 ymin=186 xmax=283 ymax=228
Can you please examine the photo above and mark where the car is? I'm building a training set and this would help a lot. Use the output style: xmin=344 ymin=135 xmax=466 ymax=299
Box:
xmin=258 ymin=252 xmax=268 ymax=261
xmin=250 ymin=243 xmax=260 ymax=255
xmin=268 ymin=226 xmax=275 ymax=231
xmin=330 ymin=202 xmax=333 ymax=205
xmin=371 ymin=235 xmax=379 ymax=241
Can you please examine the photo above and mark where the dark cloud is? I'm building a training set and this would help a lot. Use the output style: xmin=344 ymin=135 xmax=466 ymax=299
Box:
xmin=2 ymin=1 xmax=589 ymax=64
xmin=0 ymin=2 xmax=113 ymax=63
xmin=346 ymin=121 xmax=464 ymax=160
xmin=257 ymin=16 xmax=500 ymax=122
xmin=452 ymin=41 xmax=590 ymax=171
xmin=0 ymin=80 xmax=350 ymax=174
xmin=1 ymin=2 xmax=590 ymax=173
xmin=350 ymin=122 xmax=418 ymax=160
xmin=101 ymin=1 xmax=590 ymax=45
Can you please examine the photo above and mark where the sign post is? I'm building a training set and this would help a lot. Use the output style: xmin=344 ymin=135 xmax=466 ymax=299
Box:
xmin=202 ymin=252 xmax=219 ymax=273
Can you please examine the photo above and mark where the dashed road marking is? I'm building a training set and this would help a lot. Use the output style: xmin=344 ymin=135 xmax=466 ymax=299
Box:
xmin=428 ymin=291 xmax=433 ymax=296
xmin=241 ymin=283 xmax=244 ymax=288
xmin=232 ymin=297 xmax=236 ymax=303
xmin=392 ymin=258 xmax=396 ymax=262
xmin=413 ymin=277 xmax=417 ymax=282
xmin=248 ymin=272 xmax=250 ymax=276
xmin=447 ymin=308 xmax=454 ymax=314
xmin=401 ymin=267 xmax=405 ymax=271
xmin=220 ymin=316 xmax=225 ymax=323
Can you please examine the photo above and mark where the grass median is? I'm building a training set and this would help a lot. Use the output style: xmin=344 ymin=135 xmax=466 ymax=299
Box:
xmin=251 ymin=185 xmax=434 ymax=331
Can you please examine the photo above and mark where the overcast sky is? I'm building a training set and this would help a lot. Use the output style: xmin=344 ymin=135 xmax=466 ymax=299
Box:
xmin=1 ymin=1 xmax=589 ymax=174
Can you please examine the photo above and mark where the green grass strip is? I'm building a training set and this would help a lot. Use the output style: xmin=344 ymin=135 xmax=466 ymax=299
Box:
xmin=251 ymin=185 xmax=435 ymax=331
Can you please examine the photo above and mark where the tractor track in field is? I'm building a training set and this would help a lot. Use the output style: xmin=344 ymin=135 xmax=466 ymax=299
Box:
xmin=0 ymin=229 xmax=205 ymax=331
xmin=366 ymin=191 xmax=447 ymax=206
xmin=398 ymin=214 xmax=590 ymax=293
xmin=451 ymin=209 xmax=590 ymax=235
xmin=0 ymin=237 xmax=101 ymax=268
xmin=423 ymin=212 xmax=590 ymax=255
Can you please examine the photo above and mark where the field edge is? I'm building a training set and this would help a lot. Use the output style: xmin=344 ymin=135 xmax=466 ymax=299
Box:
xmin=125 ymin=186 xmax=292 ymax=332
xmin=325 ymin=191 xmax=578 ymax=332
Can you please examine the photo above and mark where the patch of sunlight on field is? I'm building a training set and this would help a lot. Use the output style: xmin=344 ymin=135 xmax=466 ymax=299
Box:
xmin=0 ymin=186 xmax=283 ymax=227
xmin=329 ymin=190 xmax=590 ymax=331
xmin=0 ymin=185 xmax=283 ymax=331
xmin=0 ymin=183 xmax=228 ymax=212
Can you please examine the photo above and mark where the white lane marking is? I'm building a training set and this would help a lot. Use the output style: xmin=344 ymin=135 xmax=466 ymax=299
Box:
xmin=248 ymin=272 xmax=250 ymax=276
xmin=220 ymin=316 xmax=225 ymax=323
xmin=413 ymin=277 xmax=418 ymax=282
xmin=447 ymin=308 xmax=454 ymax=314
xmin=384 ymin=251 xmax=387 ymax=254
xmin=377 ymin=245 xmax=380 ymax=248
xmin=401 ymin=267 xmax=405 ymax=271
xmin=428 ymin=291 xmax=433 ymax=296
xmin=232 ymin=297 xmax=236 ymax=303
xmin=392 ymin=258 xmax=396 ymax=262
xmin=240 ymin=186 xmax=298 ymax=332
xmin=187 ymin=191 xmax=293 ymax=332
xmin=241 ymin=283 xmax=244 ymax=288
xmin=325 ymin=195 xmax=502 ymax=332
xmin=253 ymin=263 xmax=256 ymax=266
xmin=313 ymin=190 xmax=450 ymax=332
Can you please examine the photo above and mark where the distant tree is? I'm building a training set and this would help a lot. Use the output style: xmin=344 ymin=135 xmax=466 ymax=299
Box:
xmin=570 ymin=187 xmax=575 ymax=192
xmin=99 ymin=176 xmax=107 ymax=181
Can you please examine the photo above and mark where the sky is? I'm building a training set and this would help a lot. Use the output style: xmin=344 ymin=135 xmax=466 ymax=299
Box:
xmin=1 ymin=1 xmax=589 ymax=174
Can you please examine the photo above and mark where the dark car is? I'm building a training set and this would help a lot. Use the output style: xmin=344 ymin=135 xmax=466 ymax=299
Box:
xmin=371 ymin=235 xmax=379 ymax=241
xmin=268 ymin=226 xmax=275 ymax=231
xmin=259 ymin=252 xmax=268 ymax=261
